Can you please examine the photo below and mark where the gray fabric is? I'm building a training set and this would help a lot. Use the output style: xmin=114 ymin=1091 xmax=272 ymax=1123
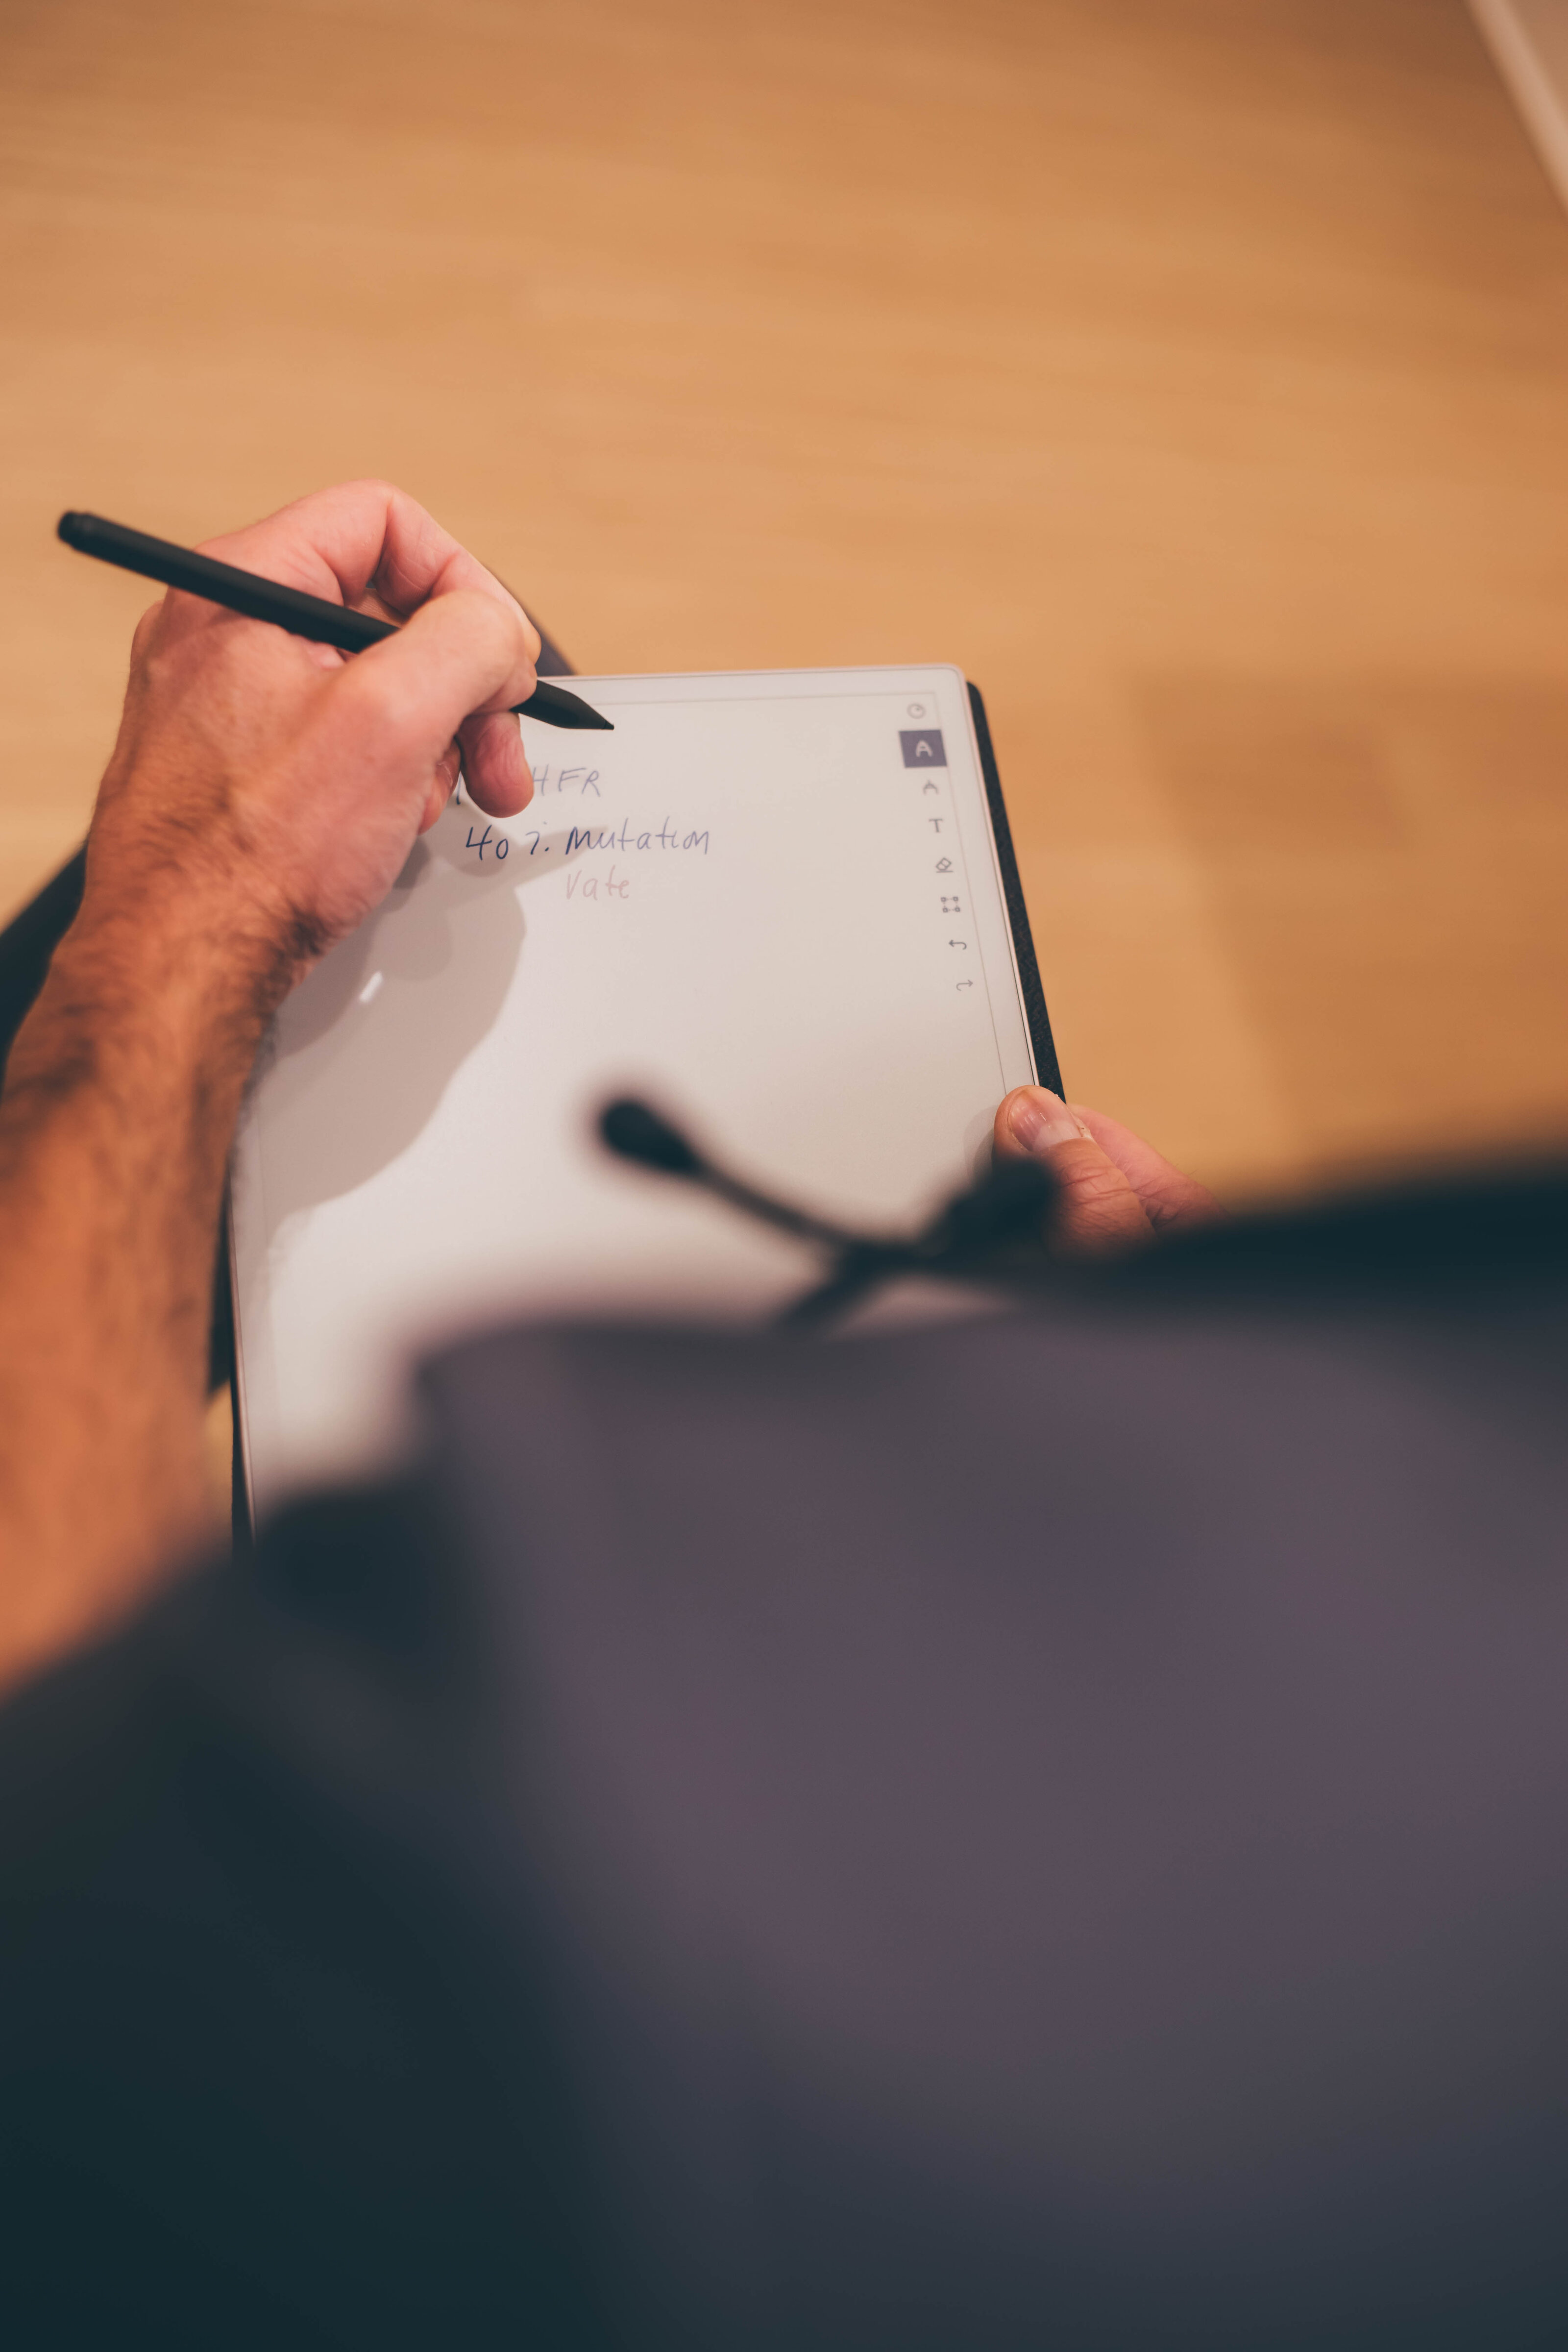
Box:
xmin=1 ymin=1172 xmax=1566 ymax=2345
xmin=420 ymin=1293 xmax=1568 ymax=2348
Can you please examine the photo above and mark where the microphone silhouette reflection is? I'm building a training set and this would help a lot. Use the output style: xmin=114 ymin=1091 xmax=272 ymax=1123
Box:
xmin=598 ymin=1095 xmax=1056 ymax=1329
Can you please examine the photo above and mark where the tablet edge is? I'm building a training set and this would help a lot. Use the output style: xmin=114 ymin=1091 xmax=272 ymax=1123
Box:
xmin=965 ymin=681 xmax=1063 ymax=1097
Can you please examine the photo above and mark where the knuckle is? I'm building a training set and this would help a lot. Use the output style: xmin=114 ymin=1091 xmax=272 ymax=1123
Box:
xmin=1051 ymin=1147 xmax=1151 ymax=1254
xmin=1059 ymin=1147 xmax=1131 ymax=1204
xmin=338 ymin=474 xmax=399 ymax=506
xmin=134 ymin=634 xmax=190 ymax=703
xmin=127 ymin=604 xmax=164 ymax=668
xmin=467 ymin=590 xmax=527 ymax=665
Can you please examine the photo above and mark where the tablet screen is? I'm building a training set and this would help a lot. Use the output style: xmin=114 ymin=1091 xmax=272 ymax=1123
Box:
xmin=231 ymin=664 xmax=1049 ymax=1510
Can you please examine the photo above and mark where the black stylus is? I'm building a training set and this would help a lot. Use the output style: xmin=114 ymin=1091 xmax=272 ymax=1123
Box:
xmin=56 ymin=511 xmax=612 ymax=732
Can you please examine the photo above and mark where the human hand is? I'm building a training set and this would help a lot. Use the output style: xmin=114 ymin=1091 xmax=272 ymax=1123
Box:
xmin=76 ymin=479 xmax=541 ymax=1004
xmin=994 ymin=1088 xmax=1221 ymax=1254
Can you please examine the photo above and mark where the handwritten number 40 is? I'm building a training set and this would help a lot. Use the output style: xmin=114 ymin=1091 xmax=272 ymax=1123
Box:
xmin=466 ymin=825 xmax=509 ymax=861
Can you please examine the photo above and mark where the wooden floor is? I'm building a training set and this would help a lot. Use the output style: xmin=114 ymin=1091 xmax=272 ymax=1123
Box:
xmin=3 ymin=0 xmax=1567 ymax=1198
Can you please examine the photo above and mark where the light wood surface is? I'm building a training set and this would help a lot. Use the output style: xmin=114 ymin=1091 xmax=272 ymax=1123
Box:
xmin=3 ymin=0 xmax=1567 ymax=1197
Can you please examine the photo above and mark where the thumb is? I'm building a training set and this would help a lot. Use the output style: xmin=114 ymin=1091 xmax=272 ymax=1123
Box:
xmin=994 ymin=1087 xmax=1153 ymax=1255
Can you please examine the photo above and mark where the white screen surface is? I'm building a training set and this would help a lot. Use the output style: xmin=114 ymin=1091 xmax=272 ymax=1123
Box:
xmin=230 ymin=665 xmax=1040 ymax=1512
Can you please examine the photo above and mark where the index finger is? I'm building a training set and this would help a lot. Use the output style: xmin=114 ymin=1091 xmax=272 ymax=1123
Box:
xmin=196 ymin=478 xmax=543 ymax=690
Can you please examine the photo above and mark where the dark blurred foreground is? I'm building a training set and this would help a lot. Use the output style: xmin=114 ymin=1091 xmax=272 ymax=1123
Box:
xmin=2 ymin=1167 xmax=1567 ymax=2348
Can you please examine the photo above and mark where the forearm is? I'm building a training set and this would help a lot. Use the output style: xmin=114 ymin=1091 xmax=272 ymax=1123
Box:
xmin=0 ymin=901 xmax=274 ymax=1692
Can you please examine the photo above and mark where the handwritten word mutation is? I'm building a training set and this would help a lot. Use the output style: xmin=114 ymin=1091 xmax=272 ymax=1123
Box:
xmin=463 ymin=817 xmax=711 ymax=864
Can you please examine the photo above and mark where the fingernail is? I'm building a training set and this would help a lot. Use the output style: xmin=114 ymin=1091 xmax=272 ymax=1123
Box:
xmin=1008 ymin=1088 xmax=1089 ymax=1153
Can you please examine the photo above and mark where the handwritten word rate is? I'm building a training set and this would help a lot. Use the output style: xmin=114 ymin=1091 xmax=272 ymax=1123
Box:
xmin=566 ymin=865 xmax=628 ymax=901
